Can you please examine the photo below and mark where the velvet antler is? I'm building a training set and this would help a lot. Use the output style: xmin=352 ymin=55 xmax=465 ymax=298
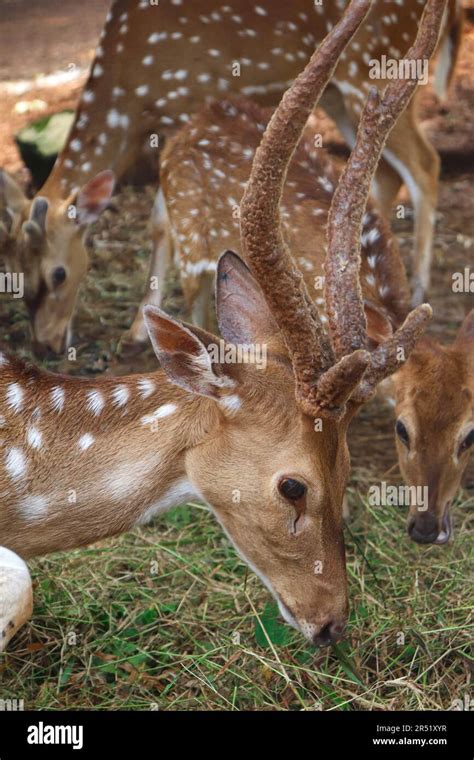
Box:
xmin=325 ymin=0 xmax=446 ymax=403
xmin=239 ymin=0 xmax=373 ymax=414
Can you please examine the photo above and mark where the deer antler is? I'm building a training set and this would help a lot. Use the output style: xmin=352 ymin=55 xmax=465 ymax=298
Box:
xmin=325 ymin=0 xmax=446 ymax=403
xmin=240 ymin=0 xmax=373 ymax=414
xmin=241 ymin=0 xmax=445 ymax=418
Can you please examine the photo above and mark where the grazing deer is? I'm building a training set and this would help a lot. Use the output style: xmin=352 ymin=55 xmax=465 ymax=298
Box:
xmin=153 ymin=2 xmax=471 ymax=544
xmin=0 ymin=0 xmax=438 ymax=651
xmin=387 ymin=313 xmax=474 ymax=544
xmin=0 ymin=0 xmax=461 ymax=356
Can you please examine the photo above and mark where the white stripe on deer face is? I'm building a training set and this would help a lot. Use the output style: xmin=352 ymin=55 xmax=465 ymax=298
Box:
xmin=6 ymin=383 xmax=24 ymax=413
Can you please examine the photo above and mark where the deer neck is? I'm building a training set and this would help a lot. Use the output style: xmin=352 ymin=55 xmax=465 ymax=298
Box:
xmin=0 ymin=360 xmax=216 ymax=559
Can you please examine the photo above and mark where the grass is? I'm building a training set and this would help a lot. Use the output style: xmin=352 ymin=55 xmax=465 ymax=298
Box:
xmin=0 ymin=173 xmax=472 ymax=711
xmin=1 ymin=479 xmax=472 ymax=711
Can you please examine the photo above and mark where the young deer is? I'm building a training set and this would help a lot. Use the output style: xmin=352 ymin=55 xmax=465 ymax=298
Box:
xmin=0 ymin=0 xmax=461 ymax=355
xmin=154 ymin=0 xmax=471 ymax=545
xmin=0 ymin=0 xmax=435 ymax=652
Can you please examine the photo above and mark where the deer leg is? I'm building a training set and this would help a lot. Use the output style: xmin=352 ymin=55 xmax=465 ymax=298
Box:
xmin=322 ymin=87 xmax=402 ymax=212
xmin=120 ymin=189 xmax=172 ymax=354
xmin=182 ymin=271 xmax=215 ymax=332
xmin=371 ymin=159 xmax=403 ymax=219
xmin=337 ymin=93 xmax=439 ymax=306
xmin=0 ymin=547 xmax=33 ymax=652
xmin=378 ymin=111 xmax=440 ymax=306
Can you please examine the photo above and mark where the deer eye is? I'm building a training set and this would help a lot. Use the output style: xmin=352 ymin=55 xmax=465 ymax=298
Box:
xmin=396 ymin=420 xmax=409 ymax=448
xmin=460 ymin=429 xmax=474 ymax=454
xmin=278 ymin=478 xmax=306 ymax=502
xmin=51 ymin=267 xmax=66 ymax=287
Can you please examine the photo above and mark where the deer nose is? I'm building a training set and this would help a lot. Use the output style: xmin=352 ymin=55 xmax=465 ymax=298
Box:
xmin=408 ymin=513 xmax=439 ymax=544
xmin=312 ymin=620 xmax=346 ymax=647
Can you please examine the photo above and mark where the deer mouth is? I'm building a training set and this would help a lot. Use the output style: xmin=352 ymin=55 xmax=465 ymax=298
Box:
xmin=434 ymin=503 xmax=452 ymax=545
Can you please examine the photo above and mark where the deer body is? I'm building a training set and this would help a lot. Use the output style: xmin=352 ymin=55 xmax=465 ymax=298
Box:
xmin=0 ymin=0 xmax=444 ymax=651
xmin=0 ymin=355 xmax=197 ymax=558
xmin=0 ymin=0 xmax=461 ymax=354
xmin=156 ymin=98 xmax=411 ymax=336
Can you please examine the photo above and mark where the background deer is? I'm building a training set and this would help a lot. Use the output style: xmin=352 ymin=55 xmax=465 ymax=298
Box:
xmin=0 ymin=0 xmax=439 ymax=652
xmin=0 ymin=0 xmax=462 ymax=355
xmin=152 ymin=6 xmax=471 ymax=545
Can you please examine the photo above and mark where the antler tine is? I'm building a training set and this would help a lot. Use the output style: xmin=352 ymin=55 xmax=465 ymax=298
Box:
xmin=325 ymin=0 xmax=447 ymax=360
xmin=240 ymin=0 xmax=372 ymax=412
xmin=355 ymin=303 xmax=433 ymax=402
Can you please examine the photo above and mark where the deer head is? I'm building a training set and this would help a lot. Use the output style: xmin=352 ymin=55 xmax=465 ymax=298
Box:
xmin=139 ymin=252 xmax=352 ymax=644
xmin=0 ymin=170 xmax=114 ymax=357
xmin=388 ymin=310 xmax=474 ymax=544
xmin=0 ymin=0 xmax=446 ymax=648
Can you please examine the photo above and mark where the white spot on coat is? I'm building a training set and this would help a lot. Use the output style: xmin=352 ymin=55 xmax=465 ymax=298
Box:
xmin=78 ymin=434 xmax=95 ymax=451
xmin=137 ymin=378 xmax=156 ymax=399
xmin=6 ymin=383 xmax=24 ymax=413
xmin=112 ymin=385 xmax=130 ymax=407
xmin=50 ymin=387 xmax=65 ymax=413
xmin=18 ymin=494 xmax=48 ymax=520
xmin=219 ymin=395 xmax=242 ymax=412
xmin=141 ymin=403 xmax=177 ymax=426
xmin=5 ymin=448 xmax=27 ymax=480
xmin=86 ymin=390 xmax=105 ymax=415
xmin=26 ymin=427 xmax=42 ymax=450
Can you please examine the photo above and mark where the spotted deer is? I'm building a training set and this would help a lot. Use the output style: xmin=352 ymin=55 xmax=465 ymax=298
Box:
xmin=0 ymin=0 xmax=435 ymax=652
xmin=154 ymin=0 xmax=471 ymax=545
xmin=0 ymin=0 xmax=461 ymax=355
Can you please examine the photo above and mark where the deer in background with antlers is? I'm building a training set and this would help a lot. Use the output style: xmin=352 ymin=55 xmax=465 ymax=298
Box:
xmin=152 ymin=0 xmax=472 ymax=545
xmin=0 ymin=0 xmax=462 ymax=356
xmin=0 ymin=0 xmax=442 ymax=651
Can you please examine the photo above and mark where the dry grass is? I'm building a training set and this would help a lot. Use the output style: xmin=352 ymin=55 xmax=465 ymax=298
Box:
xmin=0 ymin=164 xmax=472 ymax=711
xmin=0 ymin=481 xmax=471 ymax=710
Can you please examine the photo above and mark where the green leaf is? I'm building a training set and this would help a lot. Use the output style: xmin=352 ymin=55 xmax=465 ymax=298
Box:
xmin=59 ymin=661 xmax=74 ymax=688
xmin=254 ymin=602 xmax=292 ymax=648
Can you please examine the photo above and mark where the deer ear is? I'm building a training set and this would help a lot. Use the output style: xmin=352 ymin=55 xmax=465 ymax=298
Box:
xmin=364 ymin=301 xmax=393 ymax=346
xmin=22 ymin=197 xmax=49 ymax=247
xmin=143 ymin=305 xmax=234 ymax=399
xmin=75 ymin=170 xmax=115 ymax=226
xmin=216 ymin=251 xmax=280 ymax=345
xmin=454 ymin=309 xmax=474 ymax=346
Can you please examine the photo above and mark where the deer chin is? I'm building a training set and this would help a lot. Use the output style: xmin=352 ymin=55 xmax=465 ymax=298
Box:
xmin=434 ymin=504 xmax=452 ymax=545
